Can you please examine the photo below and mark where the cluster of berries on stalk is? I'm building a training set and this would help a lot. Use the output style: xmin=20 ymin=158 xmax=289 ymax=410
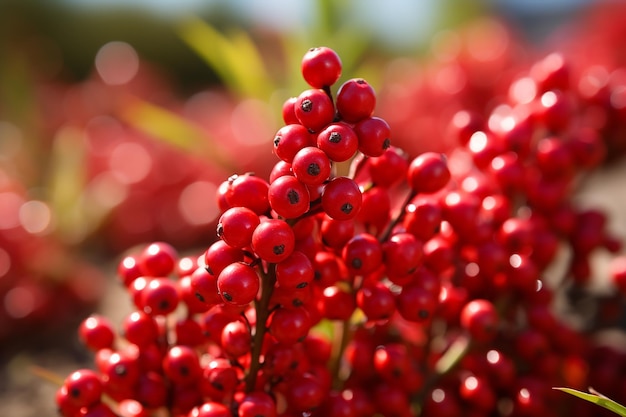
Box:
xmin=56 ymin=45 xmax=626 ymax=417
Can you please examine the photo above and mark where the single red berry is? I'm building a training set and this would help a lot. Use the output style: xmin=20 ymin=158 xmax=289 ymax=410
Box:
xmin=301 ymin=46 xmax=342 ymax=88
xmin=320 ymin=215 xmax=355 ymax=250
xmin=275 ymin=251 xmax=314 ymax=289
xmin=321 ymin=176 xmax=362 ymax=221
xmin=217 ymin=262 xmax=260 ymax=306
xmin=251 ymin=219 xmax=296 ymax=263
xmin=217 ymin=206 xmax=260 ymax=249
xmin=204 ymin=240 xmax=244 ymax=276
xmin=407 ymin=152 xmax=451 ymax=194
xmin=282 ymin=97 xmax=299 ymax=125
xmin=316 ymin=122 xmax=359 ymax=162
xmin=175 ymin=317 xmax=205 ymax=347
xmin=200 ymin=358 xmax=239 ymax=401
xmin=162 ymin=345 xmax=202 ymax=385
xmin=460 ymin=299 xmax=499 ymax=343
xmin=459 ymin=374 xmax=497 ymax=412
xmin=79 ymin=315 xmax=116 ymax=351
xmin=320 ymin=285 xmax=356 ymax=321
xmin=268 ymin=175 xmax=311 ymax=219
xmin=610 ymin=256 xmax=626 ymax=294
xmin=179 ymin=274 xmax=212 ymax=314
xmin=295 ymin=89 xmax=335 ymax=132
xmin=237 ymin=391 xmax=277 ymax=417
xmin=122 ymin=310 xmax=159 ymax=347
xmin=292 ymin=146 xmax=332 ymax=186
xmin=382 ymin=232 xmax=423 ymax=278
xmin=136 ymin=372 xmax=168 ymax=409
xmin=189 ymin=266 xmax=222 ymax=307
xmin=342 ymin=233 xmax=383 ymax=276
xmin=356 ymin=282 xmax=396 ymax=321
xmin=273 ymin=124 xmax=314 ymax=163
xmin=139 ymin=241 xmax=178 ymax=277
xmin=285 ymin=373 xmax=326 ymax=412
xmin=117 ymin=254 xmax=143 ymax=287
xmin=395 ymin=284 xmax=438 ymax=323
xmin=63 ymin=369 xmax=103 ymax=408
xmin=354 ymin=116 xmax=391 ymax=157
xmin=269 ymin=160 xmax=294 ymax=183
xmin=140 ymin=278 xmax=179 ymax=316
xmin=269 ymin=306 xmax=311 ymax=344
xmin=100 ymin=349 xmax=141 ymax=391
xmin=190 ymin=402 xmax=231 ymax=417
xmin=226 ymin=173 xmax=271 ymax=215
xmin=336 ymin=78 xmax=376 ymax=123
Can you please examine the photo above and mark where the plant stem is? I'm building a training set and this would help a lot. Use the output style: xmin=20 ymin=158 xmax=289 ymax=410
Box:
xmin=379 ymin=189 xmax=417 ymax=243
xmin=245 ymin=264 xmax=276 ymax=392
xmin=330 ymin=317 xmax=352 ymax=390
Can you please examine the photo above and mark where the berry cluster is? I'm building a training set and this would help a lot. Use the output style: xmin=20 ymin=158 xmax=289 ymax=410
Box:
xmin=56 ymin=45 xmax=626 ymax=417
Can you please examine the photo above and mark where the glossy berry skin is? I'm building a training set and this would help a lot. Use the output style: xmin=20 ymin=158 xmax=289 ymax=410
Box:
xmin=354 ymin=116 xmax=391 ymax=157
xmin=342 ymin=233 xmax=383 ymax=276
xmin=295 ymin=89 xmax=335 ymax=132
xmin=217 ymin=262 xmax=259 ymax=306
xmin=251 ymin=219 xmax=296 ymax=263
xmin=336 ymin=78 xmax=376 ymax=123
xmin=282 ymin=97 xmax=299 ymax=125
xmin=395 ymin=284 xmax=438 ymax=322
xmin=292 ymin=146 xmax=332 ymax=186
xmin=407 ymin=152 xmax=451 ymax=194
xmin=62 ymin=369 xmax=103 ymax=408
xmin=122 ymin=311 xmax=159 ymax=347
xmin=79 ymin=315 xmax=116 ymax=351
xmin=273 ymin=124 xmax=314 ymax=163
xmin=237 ymin=391 xmax=277 ymax=417
xmin=317 ymin=122 xmax=359 ymax=162
xmin=226 ymin=174 xmax=271 ymax=216
xmin=460 ymin=299 xmax=499 ymax=343
xmin=189 ymin=266 xmax=222 ymax=307
xmin=268 ymin=175 xmax=311 ymax=219
xmin=204 ymin=240 xmax=244 ymax=276
xmin=269 ymin=306 xmax=311 ymax=344
xmin=163 ymin=345 xmax=202 ymax=386
xmin=190 ymin=402 xmax=231 ymax=417
xmin=140 ymin=278 xmax=179 ymax=316
xmin=383 ymin=232 xmax=423 ymax=278
xmin=139 ymin=241 xmax=178 ymax=277
xmin=368 ymin=146 xmax=409 ymax=187
xmin=356 ymin=282 xmax=396 ymax=321
xmin=301 ymin=46 xmax=342 ymax=88
xmin=217 ymin=207 xmax=260 ymax=249
xmin=275 ymin=251 xmax=314 ymax=289
xmin=321 ymin=176 xmax=362 ymax=221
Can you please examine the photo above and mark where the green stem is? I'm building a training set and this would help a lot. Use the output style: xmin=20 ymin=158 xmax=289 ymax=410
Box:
xmin=245 ymin=264 xmax=276 ymax=392
xmin=330 ymin=317 xmax=352 ymax=390
xmin=379 ymin=189 xmax=417 ymax=243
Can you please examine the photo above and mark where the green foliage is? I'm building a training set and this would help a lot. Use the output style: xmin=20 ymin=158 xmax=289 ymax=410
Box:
xmin=554 ymin=388 xmax=626 ymax=416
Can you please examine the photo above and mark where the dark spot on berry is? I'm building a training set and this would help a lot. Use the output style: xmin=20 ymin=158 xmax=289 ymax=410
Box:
xmin=296 ymin=282 xmax=308 ymax=289
xmin=356 ymin=79 xmax=366 ymax=84
xmin=287 ymin=189 xmax=300 ymax=204
xmin=273 ymin=244 xmax=285 ymax=255
xmin=158 ymin=300 xmax=170 ymax=311
xmin=70 ymin=388 xmax=80 ymax=398
xmin=216 ymin=223 xmax=224 ymax=237
xmin=292 ymin=299 xmax=304 ymax=307
xmin=179 ymin=366 xmax=189 ymax=376
xmin=382 ymin=138 xmax=391 ymax=149
xmin=341 ymin=203 xmax=353 ymax=214
xmin=352 ymin=258 xmax=362 ymax=269
xmin=392 ymin=367 xmax=402 ymax=378
xmin=307 ymin=163 xmax=320 ymax=176
xmin=195 ymin=292 xmax=205 ymax=303
xmin=211 ymin=381 xmax=225 ymax=391
xmin=222 ymin=292 xmax=233 ymax=302
xmin=314 ymin=271 xmax=321 ymax=281
xmin=329 ymin=132 xmax=341 ymax=143
xmin=205 ymin=265 xmax=214 ymax=275
xmin=273 ymin=136 xmax=281 ymax=147
xmin=418 ymin=310 xmax=429 ymax=320
xmin=301 ymin=99 xmax=313 ymax=112
xmin=114 ymin=364 xmax=127 ymax=377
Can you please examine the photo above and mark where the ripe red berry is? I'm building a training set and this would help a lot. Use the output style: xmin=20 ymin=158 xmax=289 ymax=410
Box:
xmin=292 ymin=146 xmax=332 ymax=186
xmin=237 ymin=391 xmax=277 ymax=417
xmin=273 ymin=124 xmax=314 ymax=163
xmin=62 ymin=369 xmax=103 ymax=408
xmin=217 ymin=207 xmax=260 ymax=249
xmin=139 ymin=241 xmax=178 ymax=277
xmin=79 ymin=315 xmax=116 ymax=351
xmin=407 ymin=152 xmax=451 ymax=194
xmin=301 ymin=46 xmax=342 ymax=88
xmin=268 ymin=175 xmax=311 ymax=219
xmin=226 ymin=173 xmax=271 ymax=216
xmin=295 ymin=89 xmax=335 ymax=132
xmin=460 ymin=299 xmax=499 ymax=343
xmin=163 ymin=345 xmax=202 ymax=385
xmin=251 ymin=219 xmax=296 ymax=263
xmin=354 ymin=116 xmax=391 ymax=157
xmin=316 ymin=122 xmax=359 ymax=162
xmin=190 ymin=402 xmax=231 ymax=417
xmin=269 ymin=306 xmax=311 ymax=344
xmin=321 ymin=176 xmax=362 ymax=221
xmin=342 ymin=233 xmax=383 ymax=276
xmin=336 ymin=78 xmax=376 ymax=123
xmin=282 ymin=96 xmax=299 ymax=125
xmin=217 ymin=262 xmax=260 ymax=306
xmin=275 ymin=251 xmax=314 ymax=289
xmin=140 ymin=278 xmax=179 ymax=316
xmin=204 ymin=239 xmax=245 ymax=276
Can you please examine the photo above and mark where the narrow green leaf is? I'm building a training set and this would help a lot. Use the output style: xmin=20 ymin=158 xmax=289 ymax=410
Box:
xmin=554 ymin=387 xmax=626 ymax=416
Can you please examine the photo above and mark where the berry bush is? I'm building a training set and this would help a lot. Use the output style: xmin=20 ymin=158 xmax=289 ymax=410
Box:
xmin=55 ymin=35 xmax=626 ymax=417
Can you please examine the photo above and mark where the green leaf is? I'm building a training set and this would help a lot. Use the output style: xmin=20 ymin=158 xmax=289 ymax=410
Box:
xmin=554 ymin=387 xmax=626 ymax=416
xmin=176 ymin=16 xmax=274 ymax=99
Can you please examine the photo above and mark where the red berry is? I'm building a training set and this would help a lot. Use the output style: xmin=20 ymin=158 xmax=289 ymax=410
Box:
xmin=301 ymin=46 xmax=342 ymax=88
xmin=342 ymin=233 xmax=383 ymax=276
xmin=190 ymin=402 xmax=231 ymax=417
xmin=217 ymin=262 xmax=260 ymax=306
xmin=251 ymin=219 xmax=295 ymax=263
xmin=269 ymin=306 xmax=311 ymax=344
xmin=336 ymin=78 xmax=376 ymax=123
xmin=226 ymin=173 xmax=270 ymax=216
xmin=407 ymin=152 xmax=451 ymax=194
xmin=317 ymin=122 xmax=359 ymax=162
xmin=79 ymin=315 xmax=116 ymax=351
xmin=139 ymin=242 xmax=178 ymax=277
xmin=217 ymin=207 xmax=260 ymax=249
xmin=140 ymin=278 xmax=179 ymax=316
xmin=63 ymin=369 xmax=103 ymax=408
xmin=163 ymin=345 xmax=202 ymax=385
xmin=321 ymin=176 xmax=362 ymax=221
xmin=292 ymin=146 xmax=332 ymax=186
xmin=275 ymin=251 xmax=314 ymax=289
xmin=204 ymin=239 xmax=244 ymax=276
xmin=268 ymin=175 xmax=311 ymax=219
xmin=460 ymin=299 xmax=499 ymax=343
xmin=354 ymin=116 xmax=391 ymax=157
xmin=237 ymin=391 xmax=277 ymax=417
xmin=295 ymin=89 xmax=335 ymax=132
xmin=273 ymin=124 xmax=314 ymax=163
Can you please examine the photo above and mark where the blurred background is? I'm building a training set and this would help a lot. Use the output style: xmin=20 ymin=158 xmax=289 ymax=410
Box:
xmin=1 ymin=0 xmax=625 ymax=416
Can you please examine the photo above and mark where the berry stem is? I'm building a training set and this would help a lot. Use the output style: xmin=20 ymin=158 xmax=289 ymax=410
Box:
xmin=245 ymin=264 xmax=277 ymax=392
xmin=330 ymin=317 xmax=352 ymax=390
xmin=378 ymin=189 xmax=417 ymax=243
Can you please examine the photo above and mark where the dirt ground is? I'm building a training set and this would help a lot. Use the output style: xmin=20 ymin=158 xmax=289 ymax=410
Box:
xmin=1 ymin=161 xmax=626 ymax=417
